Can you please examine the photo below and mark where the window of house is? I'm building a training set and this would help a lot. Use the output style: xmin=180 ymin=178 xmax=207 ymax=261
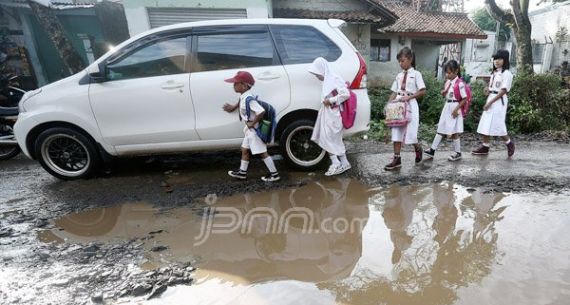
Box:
xmin=270 ymin=25 xmax=342 ymax=65
xmin=192 ymin=27 xmax=276 ymax=72
xmin=370 ymin=39 xmax=391 ymax=62
xmin=106 ymin=36 xmax=188 ymax=81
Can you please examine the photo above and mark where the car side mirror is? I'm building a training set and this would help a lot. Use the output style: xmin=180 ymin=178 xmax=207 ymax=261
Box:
xmin=88 ymin=63 xmax=107 ymax=83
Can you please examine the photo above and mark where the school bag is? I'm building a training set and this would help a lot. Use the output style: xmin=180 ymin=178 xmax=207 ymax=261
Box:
xmin=340 ymin=90 xmax=357 ymax=129
xmin=244 ymin=96 xmax=277 ymax=144
xmin=332 ymin=86 xmax=357 ymax=129
xmin=444 ymin=78 xmax=472 ymax=117
xmin=384 ymin=99 xmax=410 ymax=127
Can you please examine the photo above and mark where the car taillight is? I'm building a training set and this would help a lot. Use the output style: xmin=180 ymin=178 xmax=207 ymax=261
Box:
xmin=350 ymin=52 xmax=367 ymax=89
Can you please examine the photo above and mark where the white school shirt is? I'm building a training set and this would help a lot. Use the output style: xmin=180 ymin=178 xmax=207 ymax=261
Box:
xmin=239 ymin=90 xmax=265 ymax=127
xmin=327 ymin=86 xmax=350 ymax=106
xmin=390 ymin=67 xmax=426 ymax=95
xmin=444 ymin=77 xmax=468 ymax=101
xmin=489 ymin=69 xmax=513 ymax=93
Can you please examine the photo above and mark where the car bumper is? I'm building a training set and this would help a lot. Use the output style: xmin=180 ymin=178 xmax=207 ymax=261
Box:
xmin=13 ymin=113 xmax=38 ymax=159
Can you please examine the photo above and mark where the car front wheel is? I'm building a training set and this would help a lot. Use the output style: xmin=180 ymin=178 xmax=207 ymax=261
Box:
xmin=34 ymin=127 xmax=101 ymax=180
xmin=280 ymin=120 xmax=327 ymax=171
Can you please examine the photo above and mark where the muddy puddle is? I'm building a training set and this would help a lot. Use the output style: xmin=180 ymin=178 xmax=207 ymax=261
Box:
xmin=39 ymin=179 xmax=570 ymax=305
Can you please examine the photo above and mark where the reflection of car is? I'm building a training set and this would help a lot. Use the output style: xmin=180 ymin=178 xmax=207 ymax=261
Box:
xmin=14 ymin=18 xmax=370 ymax=180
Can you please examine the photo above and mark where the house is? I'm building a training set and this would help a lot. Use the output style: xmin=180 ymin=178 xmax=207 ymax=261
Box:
xmin=273 ymin=0 xmax=486 ymax=86
xmin=528 ymin=0 xmax=570 ymax=73
xmin=0 ymin=0 xmax=128 ymax=86
xmin=122 ymin=0 xmax=271 ymax=36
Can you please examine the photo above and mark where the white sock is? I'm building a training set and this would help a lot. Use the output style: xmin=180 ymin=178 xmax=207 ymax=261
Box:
xmin=482 ymin=142 xmax=490 ymax=147
xmin=330 ymin=154 xmax=341 ymax=166
xmin=453 ymin=139 xmax=461 ymax=153
xmin=505 ymin=139 xmax=511 ymax=145
xmin=431 ymin=134 xmax=443 ymax=150
xmin=339 ymin=154 xmax=350 ymax=167
xmin=263 ymin=156 xmax=277 ymax=173
xmin=240 ymin=160 xmax=249 ymax=172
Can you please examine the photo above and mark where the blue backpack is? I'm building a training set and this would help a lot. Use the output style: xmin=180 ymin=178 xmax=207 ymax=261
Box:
xmin=243 ymin=96 xmax=277 ymax=144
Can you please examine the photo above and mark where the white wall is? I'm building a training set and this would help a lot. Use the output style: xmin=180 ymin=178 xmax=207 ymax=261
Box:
xmin=412 ymin=40 xmax=440 ymax=78
xmin=464 ymin=31 xmax=496 ymax=77
xmin=529 ymin=2 xmax=570 ymax=71
xmin=124 ymin=7 xmax=149 ymax=37
xmin=529 ymin=2 xmax=570 ymax=43
xmin=123 ymin=0 xmax=270 ymax=36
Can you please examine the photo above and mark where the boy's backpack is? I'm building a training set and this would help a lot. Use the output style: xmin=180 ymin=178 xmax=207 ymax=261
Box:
xmin=444 ymin=78 xmax=472 ymax=117
xmin=244 ymin=96 xmax=277 ymax=144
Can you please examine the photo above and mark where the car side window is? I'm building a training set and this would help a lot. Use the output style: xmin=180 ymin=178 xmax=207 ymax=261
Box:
xmin=192 ymin=28 xmax=275 ymax=72
xmin=270 ymin=25 xmax=342 ymax=65
xmin=106 ymin=36 xmax=188 ymax=81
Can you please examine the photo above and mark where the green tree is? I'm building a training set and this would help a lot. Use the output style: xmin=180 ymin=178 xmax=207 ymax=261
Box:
xmin=485 ymin=0 xmax=533 ymax=73
xmin=471 ymin=8 xmax=511 ymax=41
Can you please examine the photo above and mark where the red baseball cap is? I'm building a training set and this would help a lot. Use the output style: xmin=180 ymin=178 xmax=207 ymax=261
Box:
xmin=224 ymin=71 xmax=255 ymax=86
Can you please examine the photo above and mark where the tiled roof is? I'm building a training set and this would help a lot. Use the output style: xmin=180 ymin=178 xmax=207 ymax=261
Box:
xmin=273 ymin=8 xmax=387 ymax=24
xmin=382 ymin=4 xmax=487 ymax=39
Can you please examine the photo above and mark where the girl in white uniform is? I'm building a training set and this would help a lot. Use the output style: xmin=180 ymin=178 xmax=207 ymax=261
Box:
xmin=472 ymin=49 xmax=515 ymax=157
xmin=385 ymin=47 xmax=426 ymax=171
xmin=424 ymin=60 xmax=467 ymax=161
xmin=308 ymin=57 xmax=351 ymax=176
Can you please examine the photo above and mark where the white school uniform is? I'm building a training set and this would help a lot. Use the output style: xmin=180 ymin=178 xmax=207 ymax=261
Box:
xmin=390 ymin=67 xmax=426 ymax=144
xmin=477 ymin=69 xmax=513 ymax=136
xmin=239 ymin=90 xmax=267 ymax=155
xmin=311 ymin=86 xmax=350 ymax=156
xmin=437 ymin=76 xmax=466 ymax=135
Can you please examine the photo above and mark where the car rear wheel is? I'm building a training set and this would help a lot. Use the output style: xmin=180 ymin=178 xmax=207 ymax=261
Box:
xmin=34 ymin=127 xmax=101 ymax=180
xmin=0 ymin=123 xmax=20 ymax=160
xmin=280 ymin=120 xmax=327 ymax=171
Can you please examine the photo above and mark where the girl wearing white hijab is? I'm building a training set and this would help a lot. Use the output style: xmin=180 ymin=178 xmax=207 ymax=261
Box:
xmin=308 ymin=57 xmax=351 ymax=176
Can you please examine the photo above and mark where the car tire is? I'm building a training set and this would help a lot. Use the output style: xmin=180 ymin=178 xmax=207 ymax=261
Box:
xmin=34 ymin=127 xmax=101 ymax=180
xmin=0 ymin=123 xmax=20 ymax=160
xmin=0 ymin=145 xmax=20 ymax=161
xmin=280 ymin=119 xmax=327 ymax=171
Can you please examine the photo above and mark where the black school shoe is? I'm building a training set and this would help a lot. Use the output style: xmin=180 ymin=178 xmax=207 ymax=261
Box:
xmin=261 ymin=172 xmax=280 ymax=182
xmin=228 ymin=170 xmax=247 ymax=180
xmin=424 ymin=148 xmax=435 ymax=159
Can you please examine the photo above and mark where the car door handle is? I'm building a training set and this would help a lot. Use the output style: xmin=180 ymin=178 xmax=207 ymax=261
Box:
xmin=161 ymin=82 xmax=185 ymax=90
xmin=257 ymin=73 xmax=281 ymax=80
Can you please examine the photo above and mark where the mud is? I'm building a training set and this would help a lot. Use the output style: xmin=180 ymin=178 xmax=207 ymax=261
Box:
xmin=1 ymin=139 xmax=570 ymax=304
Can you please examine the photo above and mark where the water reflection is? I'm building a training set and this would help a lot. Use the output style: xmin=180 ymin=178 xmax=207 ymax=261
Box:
xmin=323 ymin=183 xmax=508 ymax=305
xmin=41 ymin=180 xmax=527 ymax=305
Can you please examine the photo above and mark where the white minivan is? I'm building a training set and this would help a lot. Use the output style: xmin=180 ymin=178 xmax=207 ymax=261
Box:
xmin=15 ymin=18 xmax=370 ymax=180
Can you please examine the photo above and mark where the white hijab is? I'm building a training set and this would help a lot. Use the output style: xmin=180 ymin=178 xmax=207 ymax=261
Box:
xmin=308 ymin=57 xmax=347 ymax=100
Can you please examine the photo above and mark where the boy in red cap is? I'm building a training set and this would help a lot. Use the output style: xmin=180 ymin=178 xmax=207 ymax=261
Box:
xmin=223 ymin=71 xmax=280 ymax=182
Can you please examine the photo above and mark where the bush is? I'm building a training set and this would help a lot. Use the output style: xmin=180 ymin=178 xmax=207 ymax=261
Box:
xmin=463 ymin=80 xmax=487 ymax=132
xmin=508 ymin=72 xmax=570 ymax=133
xmin=369 ymin=87 xmax=392 ymax=121
xmin=417 ymin=71 xmax=444 ymax=126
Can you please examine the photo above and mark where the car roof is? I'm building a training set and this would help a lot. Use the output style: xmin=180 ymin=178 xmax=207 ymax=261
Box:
xmin=131 ymin=18 xmax=335 ymax=40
